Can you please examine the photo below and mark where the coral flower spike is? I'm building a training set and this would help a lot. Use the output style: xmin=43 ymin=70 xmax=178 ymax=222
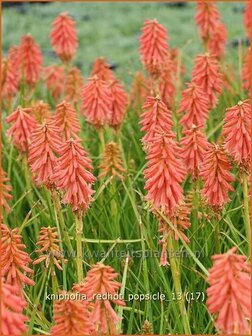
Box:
xmin=91 ymin=57 xmax=115 ymax=81
xmin=82 ymin=75 xmax=112 ymax=128
xmin=53 ymin=138 xmax=96 ymax=215
xmin=207 ymin=247 xmax=251 ymax=335
xmin=140 ymin=96 xmax=173 ymax=145
xmin=74 ymin=263 xmax=125 ymax=334
xmin=1 ymin=281 xmax=28 ymax=336
xmin=192 ymin=54 xmax=223 ymax=109
xmin=108 ymin=80 xmax=128 ymax=130
xmin=242 ymin=47 xmax=251 ymax=92
xmin=1 ymin=58 xmax=19 ymax=102
xmin=200 ymin=143 xmax=234 ymax=209
xmin=51 ymin=290 xmax=93 ymax=335
xmin=195 ymin=1 xmax=220 ymax=44
xmin=0 ymin=166 xmax=13 ymax=213
xmin=178 ymin=82 xmax=209 ymax=129
xmin=99 ymin=142 xmax=126 ymax=180
xmin=180 ymin=124 xmax=209 ymax=178
xmin=222 ymin=100 xmax=251 ymax=169
xmin=139 ymin=19 xmax=169 ymax=76
xmin=144 ymin=128 xmax=186 ymax=214
xmin=209 ymin=22 xmax=227 ymax=59
xmin=50 ymin=12 xmax=78 ymax=63
xmin=54 ymin=100 xmax=81 ymax=140
xmin=19 ymin=34 xmax=43 ymax=86
xmin=28 ymin=121 xmax=62 ymax=187
xmin=44 ymin=64 xmax=65 ymax=101
xmin=0 ymin=224 xmax=35 ymax=288
xmin=65 ymin=66 xmax=84 ymax=104
xmin=6 ymin=106 xmax=37 ymax=153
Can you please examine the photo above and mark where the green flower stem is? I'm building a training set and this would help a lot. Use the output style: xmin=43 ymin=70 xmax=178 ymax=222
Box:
xmin=167 ymin=236 xmax=191 ymax=335
xmin=75 ymin=215 xmax=83 ymax=283
xmin=242 ymin=173 xmax=251 ymax=251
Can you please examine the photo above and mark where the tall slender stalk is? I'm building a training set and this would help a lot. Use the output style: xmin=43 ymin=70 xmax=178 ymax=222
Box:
xmin=75 ymin=215 xmax=83 ymax=282
xmin=167 ymin=236 xmax=191 ymax=335
xmin=242 ymin=173 xmax=251 ymax=251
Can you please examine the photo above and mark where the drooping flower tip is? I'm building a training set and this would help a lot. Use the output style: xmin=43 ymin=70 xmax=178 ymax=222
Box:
xmin=50 ymin=12 xmax=78 ymax=62
xmin=207 ymin=247 xmax=251 ymax=335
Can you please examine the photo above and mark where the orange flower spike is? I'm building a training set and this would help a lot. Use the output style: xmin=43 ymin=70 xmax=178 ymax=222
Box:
xmin=140 ymin=96 xmax=173 ymax=145
xmin=179 ymin=82 xmax=209 ymax=129
xmin=200 ymin=144 xmax=234 ymax=209
xmin=180 ymin=125 xmax=209 ymax=178
xmin=195 ymin=1 xmax=220 ymax=44
xmin=91 ymin=57 xmax=115 ymax=81
xmin=50 ymin=12 xmax=78 ymax=63
xmin=51 ymin=290 xmax=93 ymax=335
xmin=109 ymin=80 xmax=128 ymax=129
xmin=54 ymin=100 xmax=81 ymax=140
xmin=19 ymin=34 xmax=43 ymax=86
xmin=6 ymin=106 xmax=37 ymax=153
xmin=144 ymin=129 xmax=186 ymax=214
xmin=33 ymin=227 xmax=65 ymax=270
xmin=242 ymin=47 xmax=251 ymax=91
xmin=99 ymin=142 xmax=126 ymax=180
xmin=0 ymin=224 xmax=35 ymax=288
xmin=192 ymin=54 xmax=223 ymax=109
xmin=244 ymin=0 xmax=252 ymax=37
xmin=209 ymin=22 xmax=227 ymax=58
xmin=65 ymin=66 xmax=84 ymax=103
xmin=53 ymin=139 xmax=96 ymax=215
xmin=159 ymin=59 xmax=176 ymax=108
xmin=222 ymin=100 xmax=251 ymax=168
xmin=28 ymin=121 xmax=62 ymax=187
xmin=44 ymin=65 xmax=65 ymax=101
xmin=207 ymin=247 xmax=251 ymax=335
xmin=74 ymin=263 xmax=125 ymax=334
xmin=0 ymin=166 xmax=12 ymax=213
xmin=82 ymin=76 xmax=112 ymax=128
xmin=1 ymin=58 xmax=19 ymax=101
xmin=129 ymin=71 xmax=150 ymax=109
xmin=32 ymin=100 xmax=51 ymax=123
xmin=1 ymin=282 xmax=28 ymax=336
xmin=139 ymin=19 xmax=169 ymax=76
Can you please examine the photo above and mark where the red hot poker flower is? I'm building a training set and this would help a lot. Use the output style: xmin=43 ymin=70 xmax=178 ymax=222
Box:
xmin=139 ymin=19 xmax=169 ymax=76
xmin=178 ymin=82 xmax=209 ymax=129
xmin=0 ymin=166 xmax=12 ymax=213
xmin=200 ymin=144 xmax=234 ymax=209
xmin=1 ymin=58 xmax=19 ymax=101
xmin=0 ymin=224 xmax=35 ymax=288
xmin=180 ymin=125 xmax=209 ymax=178
xmin=91 ymin=57 xmax=115 ymax=81
xmin=44 ymin=65 xmax=65 ymax=101
xmin=32 ymin=100 xmax=51 ymax=123
xmin=74 ymin=263 xmax=125 ymax=334
xmin=53 ymin=139 xmax=96 ymax=215
xmin=19 ymin=34 xmax=43 ymax=86
xmin=195 ymin=1 xmax=220 ymax=44
xmin=50 ymin=12 xmax=78 ymax=62
xmin=28 ymin=121 xmax=62 ymax=187
xmin=144 ymin=129 xmax=186 ymax=214
xmin=209 ymin=22 xmax=227 ymax=59
xmin=1 ymin=281 xmax=28 ymax=336
xmin=192 ymin=54 xmax=223 ymax=108
xmin=65 ymin=66 xmax=84 ymax=104
xmin=159 ymin=59 xmax=176 ymax=109
xmin=108 ymin=80 xmax=128 ymax=130
xmin=244 ymin=0 xmax=252 ymax=37
xmin=222 ymin=100 xmax=251 ymax=168
xmin=242 ymin=47 xmax=251 ymax=91
xmin=6 ymin=107 xmax=37 ymax=153
xmin=207 ymin=247 xmax=251 ymax=335
xmin=54 ymin=100 xmax=81 ymax=140
xmin=129 ymin=71 xmax=150 ymax=110
xmin=140 ymin=96 xmax=173 ymax=145
xmin=51 ymin=290 xmax=93 ymax=335
xmin=82 ymin=76 xmax=112 ymax=128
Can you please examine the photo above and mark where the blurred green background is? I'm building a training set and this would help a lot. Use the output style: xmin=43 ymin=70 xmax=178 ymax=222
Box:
xmin=2 ymin=1 xmax=247 ymax=85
